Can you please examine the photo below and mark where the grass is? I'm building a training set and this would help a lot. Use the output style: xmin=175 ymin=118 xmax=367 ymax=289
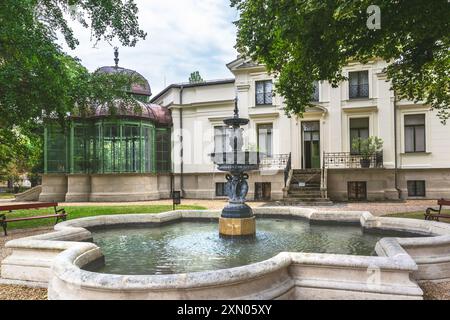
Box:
xmin=0 ymin=205 xmax=206 ymax=230
xmin=386 ymin=210 xmax=450 ymax=223
xmin=0 ymin=193 xmax=14 ymax=199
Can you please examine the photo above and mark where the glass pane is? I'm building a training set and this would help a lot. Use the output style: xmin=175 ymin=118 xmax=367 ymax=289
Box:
xmin=349 ymin=72 xmax=359 ymax=86
xmin=256 ymin=93 xmax=265 ymax=105
xmin=312 ymin=132 xmax=320 ymax=141
xmin=405 ymin=127 xmax=414 ymax=152
xmin=359 ymin=71 xmax=369 ymax=85
xmin=415 ymin=126 xmax=426 ymax=152
xmin=46 ymin=126 xmax=67 ymax=173
xmin=304 ymin=132 xmax=311 ymax=141
xmin=416 ymin=181 xmax=426 ymax=196
xmin=302 ymin=121 xmax=320 ymax=132
xmin=256 ymin=82 xmax=264 ymax=94
xmin=214 ymin=126 xmax=226 ymax=152
xmin=258 ymin=124 xmax=273 ymax=157
xmin=350 ymin=118 xmax=369 ymax=129
xmin=405 ymin=114 xmax=425 ymax=126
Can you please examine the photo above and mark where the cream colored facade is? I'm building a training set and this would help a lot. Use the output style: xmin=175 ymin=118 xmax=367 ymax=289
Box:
xmin=151 ymin=57 xmax=450 ymax=202
xmin=39 ymin=57 xmax=450 ymax=202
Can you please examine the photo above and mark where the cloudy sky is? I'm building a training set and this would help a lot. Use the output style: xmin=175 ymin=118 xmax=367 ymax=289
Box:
xmin=60 ymin=0 xmax=239 ymax=95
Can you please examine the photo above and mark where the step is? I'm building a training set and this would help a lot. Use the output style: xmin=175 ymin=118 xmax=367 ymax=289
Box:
xmin=283 ymin=195 xmax=326 ymax=202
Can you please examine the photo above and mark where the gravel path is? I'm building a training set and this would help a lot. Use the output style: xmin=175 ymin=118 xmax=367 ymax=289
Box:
xmin=0 ymin=227 xmax=52 ymax=300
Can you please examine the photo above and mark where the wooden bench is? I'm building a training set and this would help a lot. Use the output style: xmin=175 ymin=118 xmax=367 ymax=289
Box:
xmin=0 ymin=202 xmax=67 ymax=236
xmin=425 ymin=199 xmax=450 ymax=222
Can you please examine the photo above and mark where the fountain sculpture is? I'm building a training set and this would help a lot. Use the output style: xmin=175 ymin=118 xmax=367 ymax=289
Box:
xmin=210 ymin=98 xmax=262 ymax=237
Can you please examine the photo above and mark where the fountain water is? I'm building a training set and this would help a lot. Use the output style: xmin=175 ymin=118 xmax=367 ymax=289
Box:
xmin=210 ymin=97 xmax=262 ymax=237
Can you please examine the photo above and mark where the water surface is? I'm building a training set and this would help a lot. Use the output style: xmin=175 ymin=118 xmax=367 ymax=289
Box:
xmin=84 ymin=218 xmax=414 ymax=275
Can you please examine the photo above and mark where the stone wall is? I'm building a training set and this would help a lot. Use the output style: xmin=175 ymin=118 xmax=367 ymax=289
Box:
xmin=39 ymin=173 xmax=171 ymax=202
xmin=327 ymin=168 xmax=450 ymax=201
xmin=172 ymin=170 xmax=285 ymax=200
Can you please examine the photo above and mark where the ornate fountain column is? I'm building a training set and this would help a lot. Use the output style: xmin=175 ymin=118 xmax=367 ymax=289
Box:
xmin=210 ymin=99 xmax=261 ymax=237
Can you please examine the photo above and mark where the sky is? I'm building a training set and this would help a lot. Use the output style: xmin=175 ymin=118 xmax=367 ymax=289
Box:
xmin=60 ymin=0 xmax=239 ymax=95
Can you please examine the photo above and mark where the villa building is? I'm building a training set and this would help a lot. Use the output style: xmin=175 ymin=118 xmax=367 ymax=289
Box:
xmin=39 ymin=56 xmax=450 ymax=203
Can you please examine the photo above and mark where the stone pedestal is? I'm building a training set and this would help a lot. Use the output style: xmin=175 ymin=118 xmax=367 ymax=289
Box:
xmin=219 ymin=217 xmax=256 ymax=237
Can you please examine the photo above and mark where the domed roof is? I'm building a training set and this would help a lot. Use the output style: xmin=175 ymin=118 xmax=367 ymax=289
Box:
xmin=95 ymin=48 xmax=152 ymax=97
xmin=95 ymin=66 xmax=152 ymax=97
xmin=91 ymin=101 xmax=172 ymax=126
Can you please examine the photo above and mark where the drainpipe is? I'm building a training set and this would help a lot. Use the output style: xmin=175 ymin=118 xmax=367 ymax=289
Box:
xmin=179 ymin=86 xmax=184 ymax=197
xmin=393 ymin=89 xmax=402 ymax=199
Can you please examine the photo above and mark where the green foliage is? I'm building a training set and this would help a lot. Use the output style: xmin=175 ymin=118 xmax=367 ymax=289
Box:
xmin=0 ymin=0 xmax=147 ymax=130
xmin=0 ymin=0 xmax=147 ymax=177
xmin=351 ymin=136 xmax=383 ymax=159
xmin=231 ymin=0 xmax=450 ymax=122
xmin=189 ymin=71 xmax=204 ymax=84
xmin=1 ymin=205 xmax=207 ymax=230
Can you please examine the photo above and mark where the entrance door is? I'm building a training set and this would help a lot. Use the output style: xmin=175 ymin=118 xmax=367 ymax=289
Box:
xmin=302 ymin=121 xmax=320 ymax=169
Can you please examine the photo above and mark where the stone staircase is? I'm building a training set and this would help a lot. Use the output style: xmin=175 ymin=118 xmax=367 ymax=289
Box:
xmin=278 ymin=169 xmax=333 ymax=206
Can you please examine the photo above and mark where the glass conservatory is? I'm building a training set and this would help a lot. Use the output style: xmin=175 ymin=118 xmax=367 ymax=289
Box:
xmin=44 ymin=118 xmax=171 ymax=175
xmin=44 ymin=62 xmax=172 ymax=175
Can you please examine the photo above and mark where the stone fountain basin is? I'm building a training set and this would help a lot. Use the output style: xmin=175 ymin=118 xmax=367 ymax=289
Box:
xmin=2 ymin=208 xmax=450 ymax=300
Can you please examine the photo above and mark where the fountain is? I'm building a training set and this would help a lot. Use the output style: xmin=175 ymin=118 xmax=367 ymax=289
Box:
xmin=210 ymin=97 xmax=261 ymax=237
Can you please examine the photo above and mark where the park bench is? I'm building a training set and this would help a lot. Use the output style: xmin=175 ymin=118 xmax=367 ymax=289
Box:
xmin=0 ymin=202 xmax=67 ymax=236
xmin=425 ymin=199 xmax=450 ymax=222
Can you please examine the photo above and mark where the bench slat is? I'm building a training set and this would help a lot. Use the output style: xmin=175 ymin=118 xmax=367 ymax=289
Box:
xmin=0 ymin=202 xmax=59 ymax=212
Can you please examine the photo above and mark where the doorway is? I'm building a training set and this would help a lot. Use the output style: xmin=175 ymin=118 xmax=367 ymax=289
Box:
xmin=302 ymin=121 xmax=321 ymax=169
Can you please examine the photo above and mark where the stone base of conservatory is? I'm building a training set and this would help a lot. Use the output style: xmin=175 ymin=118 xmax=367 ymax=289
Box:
xmin=39 ymin=174 xmax=172 ymax=203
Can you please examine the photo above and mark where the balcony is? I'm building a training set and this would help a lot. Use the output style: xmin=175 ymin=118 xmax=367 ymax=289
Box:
xmin=323 ymin=152 xmax=383 ymax=169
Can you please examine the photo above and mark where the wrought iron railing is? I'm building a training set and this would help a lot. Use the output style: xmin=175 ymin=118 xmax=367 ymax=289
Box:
xmin=260 ymin=154 xmax=291 ymax=170
xmin=323 ymin=151 xmax=383 ymax=169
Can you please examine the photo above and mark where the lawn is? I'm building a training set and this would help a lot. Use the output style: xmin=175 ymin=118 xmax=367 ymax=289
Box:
xmin=387 ymin=210 xmax=450 ymax=223
xmin=0 ymin=193 xmax=14 ymax=199
xmin=0 ymin=205 xmax=206 ymax=230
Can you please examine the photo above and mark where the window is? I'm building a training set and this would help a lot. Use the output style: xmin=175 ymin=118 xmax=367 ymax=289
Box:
xmin=257 ymin=124 xmax=273 ymax=158
xmin=255 ymin=182 xmax=271 ymax=200
xmin=156 ymin=128 xmax=171 ymax=173
xmin=214 ymin=126 xmax=229 ymax=153
xmin=72 ymin=124 xmax=92 ymax=174
xmin=311 ymin=81 xmax=320 ymax=102
xmin=216 ymin=183 xmax=227 ymax=197
xmin=349 ymin=71 xmax=369 ymax=99
xmin=142 ymin=126 xmax=153 ymax=173
xmin=256 ymin=80 xmax=273 ymax=105
xmin=405 ymin=114 xmax=426 ymax=153
xmin=45 ymin=126 xmax=67 ymax=173
xmin=123 ymin=125 xmax=140 ymax=173
xmin=407 ymin=180 xmax=426 ymax=197
xmin=348 ymin=181 xmax=367 ymax=201
xmin=103 ymin=124 xmax=121 ymax=173
xmin=350 ymin=118 xmax=370 ymax=154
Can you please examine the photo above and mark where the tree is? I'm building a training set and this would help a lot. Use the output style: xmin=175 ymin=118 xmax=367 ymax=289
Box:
xmin=0 ymin=126 xmax=42 ymax=190
xmin=231 ymin=0 xmax=450 ymax=122
xmin=0 ymin=0 xmax=147 ymax=131
xmin=189 ymin=71 xmax=204 ymax=84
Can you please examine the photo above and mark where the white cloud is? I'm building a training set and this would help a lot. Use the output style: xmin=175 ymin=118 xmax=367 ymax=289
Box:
xmin=60 ymin=0 xmax=238 ymax=95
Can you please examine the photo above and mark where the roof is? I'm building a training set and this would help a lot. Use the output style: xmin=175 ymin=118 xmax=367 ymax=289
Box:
xmin=150 ymin=78 xmax=235 ymax=103
xmin=95 ymin=66 xmax=152 ymax=97
xmin=71 ymin=101 xmax=172 ymax=126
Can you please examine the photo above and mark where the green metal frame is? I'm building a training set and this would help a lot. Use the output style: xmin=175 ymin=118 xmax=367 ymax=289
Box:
xmin=44 ymin=118 xmax=169 ymax=175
